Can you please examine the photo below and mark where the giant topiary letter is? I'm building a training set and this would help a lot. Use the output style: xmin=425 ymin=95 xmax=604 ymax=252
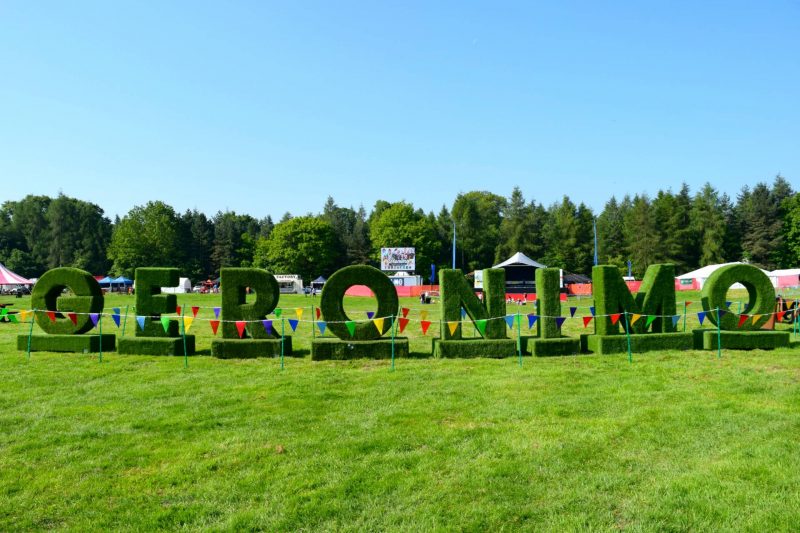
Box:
xmin=32 ymin=267 xmax=103 ymax=335
xmin=134 ymin=268 xmax=180 ymax=337
xmin=220 ymin=268 xmax=280 ymax=339
xmin=439 ymin=268 xmax=506 ymax=339
xmin=536 ymin=268 xmax=562 ymax=339
xmin=701 ymin=264 xmax=775 ymax=330
xmin=320 ymin=265 xmax=397 ymax=340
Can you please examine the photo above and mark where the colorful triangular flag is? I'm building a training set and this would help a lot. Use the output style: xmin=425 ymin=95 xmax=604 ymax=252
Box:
xmin=420 ymin=320 xmax=431 ymax=335
xmin=19 ymin=309 xmax=30 ymax=322
xmin=672 ymin=315 xmax=680 ymax=327
xmin=476 ymin=319 xmax=487 ymax=336
xmin=527 ymin=314 xmax=538 ymax=329
xmin=698 ymin=311 xmax=706 ymax=325
xmin=183 ymin=316 xmax=194 ymax=332
xmin=366 ymin=311 xmax=374 ymax=319
xmin=90 ymin=313 xmax=99 ymax=327
xmin=315 ymin=307 xmax=321 ymax=319
xmin=295 ymin=308 xmax=303 ymax=320
xmin=136 ymin=316 xmax=146 ymax=330
xmin=317 ymin=321 xmax=326 ymax=334
xmin=630 ymin=314 xmax=642 ymax=325
xmin=345 ymin=320 xmax=356 ymax=337
xmin=47 ymin=311 xmax=56 ymax=322
xmin=160 ymin=316 xmax=170 ymax=332
xmin=67 ymin=312 xmax=78 ymax=326
xmin=398 ymin=317 xmax=409 ymax=333
xmin=213 ymin=307 xmax=221 ymax=318
xmin=589 ymin=306 xmax=595 ymax=316
xmin=555 ymin=317 xmax=566 ymax=329
xmin=401 ymin=307 xmax=409 ymax=318
xmin=777 ymin=310 xmax=786 ymax=322
xmin=751 ymin=314 xmax=761 ymax=325
xmin=288 ymin=319 xmax=299 ymax=332
xmin=112 ymin=312 xmax=121 ymax=327
xmin=235 ymin=321 xmax=247 ymax=338
xmin=191 ymin=306 xmax=199 ymax=318
xmin=210 ymin=320 xmax=220 ymax=335
xmin=645 ymin=315 xmax=657 ymax=328
xmin=583 ymin=316 xmax=593 ymax=328
xmin=504 ymin=315 xmax=515 ymax=329
xmin=373 ymin=317 xmax=384 ymax=334
xmin=274 ymin=308 xmax=282 ymax=318
xmin=610 ymin=313 xmax=621 ymax=325
xmin=176 ymin=305 xmax=181 ymax=316
xmin=8 ymin=314 xmax=18 ymax=323
xmin=738 ymin=314 xmax=749 ymax=327
xmin=447 ymin=321 xmax=459 ymax=335
xmin=262 ymin=319 xmax=273 ymax=335
xmin=569 ymin=307 xmax=577 ymax=317
xmin=461 ymin=308 xmax=467 ymax=319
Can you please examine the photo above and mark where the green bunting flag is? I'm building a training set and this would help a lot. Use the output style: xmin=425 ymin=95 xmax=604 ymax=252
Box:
xmin=275 ymin=308 xmax=282 ymax=318
xmin=645 ymin=315 xmax=657 ymax=328
xmin=475 ymin=319 xmax=487 ymax=336
xmin=160 ymin=316 xmax=170 ymax=332
xmin=345 ymin=320 xmax=356 ymax=337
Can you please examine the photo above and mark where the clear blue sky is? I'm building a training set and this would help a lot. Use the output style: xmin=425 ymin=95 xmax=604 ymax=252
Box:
xmin=1 ymin=1 xmax=797 ymax=219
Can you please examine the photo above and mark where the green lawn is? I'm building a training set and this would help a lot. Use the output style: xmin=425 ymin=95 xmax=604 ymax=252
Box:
xmin=1 ymin=291 xmax=799 ymax=530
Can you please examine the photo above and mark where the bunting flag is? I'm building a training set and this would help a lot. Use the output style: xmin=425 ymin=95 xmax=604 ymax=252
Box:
xmin=589 ymin=306 xmax=595 ymax=316
xmin=191 ymin=306 xmax=199 ymax=318
xmin=315 ymin=307 xmax=321 ymax=319
xmin=672 ymin=315 xmax=681 ymax=327
xmin=47 ymin=311 xmax=56 ymax=323
xmin=461 ymin=308 xmax=467 ymax=319
xmin=68 ymin=313 xmax=78 ymax=326
xmin=447 ymin=321 xmax=459 ymax=335
xmin=112 ymin=312 xmax=121 ymax=327
xmin=777 ymin=310 xmax=786 ymax=322
xmin=160 ymin=316 xmax=170 ymax=333
xmin=0 ymin=308 xmax=7 ymax=317
xmin=235 ymin=321 xmax=247 ymax=338
xmin=630 ymin=314 xmax=642 ymax=326
xmin=295 ymin=308 xmax=303 ymax=320
xmin=555 ymin=317 xmax=566 ymax=329
xmin=751 ymin=314 xmax=761 ymax=325
xmin=262 ymin=320 xmax=273 ymax=335
xmin=569 ymin=307 xmax=577 ymax=317
xmin=8 ymin=314 xmax=18 ymax=323
xmin=610 ymin=313 xmax=621 ymax=325
xmin=685 ymin=301 xmax=692 ymax=307
xmin=345 ymin=320 xmax=356 ymax=337
xmin=288 ymin=319 xmax=299 ymax=332
xmin=176 ymin=305 xmax=181 ymax=316
xmin=89 ymin=313 xmax=100 ymax=327
xmin=210 ymin=320 xmax=220 ymax=335
xmin=401 ymin=307 xmax=409 ymax=318
xmin=582 ymin=316 xmax=593 ymax=328
xmin=316 ymin=321 xmax=326 ymax=334
xmin=420 ymin=310 xmax=429 ymax=321
xmin=366 ymin=311 xmax=374 ymax=319
xmin=136 ymin=316 xmax=146 ymax=330
xmin=112 ymin=307 xmax=120 ymax=316
xmin=718 ymin=309 xmax=728 ymax=317
xmin=213 ymin=307 xmax=221 ymax=318
xmin=645 ymin=315 xmax=657 ymax=328
xmin=725 ymin=301 xmax=731 ymax=308
xmin=420 ymin=320 xmax=432 ymax=335
xmin=527 ymin=314 xmax=538 ymax=329
xmin=183 ymin=316 xmax=194 ymax=332
xmin=504 ymin=315 xmax=515 ymax=329
xmin=476 ymin=319 xmax=488 ymax=336
xmin=738 ymin=314 xmax=749 ymax=327
xmin=398 ymin=317 xmax=409 ymax=333
xmin=697 ymin=311 xmax=706 ymax=325
xmin=373 ymin=317 xmax=384 ymax=333
xmin=275 ymin=308 xmax=282 ymax=318
xmin=19 ymin=309 xmax=30 ymax=322
xmin=560 ymin=293 xmax=567 ymax=302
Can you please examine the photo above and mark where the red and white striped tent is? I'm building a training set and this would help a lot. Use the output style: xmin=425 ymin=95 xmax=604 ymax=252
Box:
xmin=0 ymin=263 xmax=33 ymax=285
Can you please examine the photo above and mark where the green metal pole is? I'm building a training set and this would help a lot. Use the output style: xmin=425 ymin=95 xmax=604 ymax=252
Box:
xmin=516 ymin=310 xmax=522 ymax=367
xmin=682 ymin=301 xmax=687 ymax=332
xmin=390 ymin=314 xmax=396 ymax=372
xmin=121 ymin=305 xmax=129 ymax=337
xmin=311 ymin=304 xmax=316 ymax=341
xmin=26 ymin=309 xmax=36 ymax=361
xmin=280 ymin=318 xmax=285 ymax=370
xmin=98 ymin=313 xmax=103 ymax=363
xmin=624 ymin=312 xmax=632 ymax=363
xmin=180 ymin=307 xmax=188 ymax=368
xmin=716 ymin=308 xmax=722 ymax=359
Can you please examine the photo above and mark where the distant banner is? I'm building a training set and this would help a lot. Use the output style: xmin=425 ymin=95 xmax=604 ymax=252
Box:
xmin=380 ymin=247 xmax=415 ymax=271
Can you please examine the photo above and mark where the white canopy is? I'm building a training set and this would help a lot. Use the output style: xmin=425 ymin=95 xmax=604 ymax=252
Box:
xmin=493 ymin=252 xmax=547 ymax=269
xmin=677 ymin=262 xmax=771 ymax=289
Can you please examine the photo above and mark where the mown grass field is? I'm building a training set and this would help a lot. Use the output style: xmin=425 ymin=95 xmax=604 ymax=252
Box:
xmin=1 ymin=291 xmax=799 ymax=530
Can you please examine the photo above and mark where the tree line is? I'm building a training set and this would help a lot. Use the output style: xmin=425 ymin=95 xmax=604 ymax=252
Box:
xmin=1 ymin=176 xmax=798 ymax=281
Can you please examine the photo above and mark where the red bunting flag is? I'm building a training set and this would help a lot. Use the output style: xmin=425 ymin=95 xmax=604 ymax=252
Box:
xmin=685 ymin=301 xmax=692 ymax=307
xmin=67 ymin=312 xmax=78 ymax=326
xmin=610 ymin=313 xmax=621 ymax=325
xmin=235 ymin=321 xmax=247 ymax=338
xmin=398 ymin=317 xmax=409 ymax=333
xmin=582 ymin=316 xmax=593 ymax=328
xmin=777 ymin=311 xmax=786 ymax=322
xmin=738 ymin=314 xmax=749 ymax=328
xmin=176 ymin=306 xmax=181 ymax=316
xmin=209 ymin=320 xmax=220 ymax=335
xmin=401 ymin=307 xmax=409 ymax=318
xmin=420 ymin=320 xmax=431 ymax=335
xmin=315 ymin=307 xmax=321 ymax=319
xmin=47 ymin=311 xmax=56 ymax=322
xmin=191 ymin=306 xmax=199 ymax=318
xmin=560 ymin=293 xmax=567 ymax=302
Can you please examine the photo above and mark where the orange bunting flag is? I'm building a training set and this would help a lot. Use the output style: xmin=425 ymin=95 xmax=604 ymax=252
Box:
xmin=738 ymin=314 xmax=749 ymax=327
xmin=235 ymin=321 xmax=247 ymax=338
xmin=582 ymin=316 xmax=593 ymax=328
xmin=630 ymin=314 xmax=642 ymax=325
xmin=398 ymin=317 xmax=409 ymax=333
xmin=751 ymin=314 xmax=761 ymax=325
xmin=209 ymin=320 xmax=220 ymax=335
xmin=610 ymin=313 xmax=621 ymax=325
xmin=67 ymin=312 xmax=78 ymax=326
xmin=447 ymin=321 xmax=459 ymax=336
xmin=420 ymin=310 xmax=429 ymax=321
xmin=420 ymin=320 xmax=431 ymax=335
xmin=373 ymin=317 xmax=384 ymax=334
xmin=401 ymin=307 xmax=409 ymax=318
xmin=47 ymin=311 xmax=56 ymax=322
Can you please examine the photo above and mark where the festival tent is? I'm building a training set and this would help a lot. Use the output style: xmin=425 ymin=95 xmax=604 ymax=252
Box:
xmin=113 ymin=276 xmax=133 ymax=286
xmin=311 ymin=276 xmax=327 ymax=289
xmin=492 ymin=252 xmax=546 ymax=293
xmin=161 ymin=277 xmax=192 ymax=294
xmin=770 ymin=268 xmax=800 ymax=289
xmin=0 ymin=263 xmax=33 ymax=285
xmin=97 ymin=276 xmax=114 ymax=286
xmin=676 ymin=262 xmax=771 ymax=290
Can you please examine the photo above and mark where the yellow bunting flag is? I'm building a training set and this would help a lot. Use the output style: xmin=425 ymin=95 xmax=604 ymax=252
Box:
xmin=630 ymin=314 xmax=642 ymax=325
xmin=420 ymin=310 xmax=429 ymax=321
xmin=751 ymin=314 xmax=761 ymax=324
xmin=373 ymin=317 xmax=384 ymax=334
xmin=183 ymin=316 xmax=194 ymax=332
xmin=295 ymin=308 xmax=304 ymax=320
xmin=447 ymin=321 xmax=459 ymax=335
xmin=20 ymin=310 xmax=30 ymax=322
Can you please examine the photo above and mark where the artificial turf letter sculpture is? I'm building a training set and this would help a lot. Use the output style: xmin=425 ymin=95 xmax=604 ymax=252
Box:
xmin=17 ymin=267 xmax=115 ymax=352
xmin=211 ymin=268 xmax=292 ymax=358
xmin=587 ymin=263 xmax=692 ymax=354
xmin=311 ymin=265 xmax=408 ymax=360
xmin=117 ymin=268 xmax=195 ymax=355
xmin=433 ymin=268 xmax=517 ymax=357
xmin=695 ymin=263 xmax=789 ymax=349
xmin=529 ymin=268 xmax=580 ymax=356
